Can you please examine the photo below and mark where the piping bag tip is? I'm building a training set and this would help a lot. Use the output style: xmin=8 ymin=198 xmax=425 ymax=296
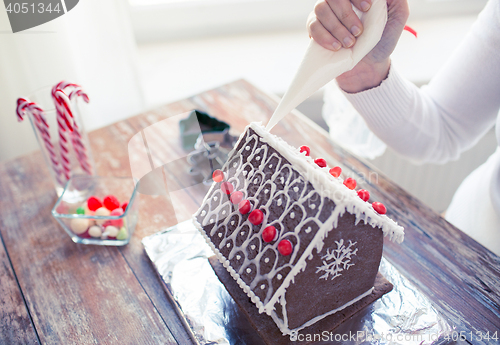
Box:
xmin=265 ymin=0 xmax=387 ymax=132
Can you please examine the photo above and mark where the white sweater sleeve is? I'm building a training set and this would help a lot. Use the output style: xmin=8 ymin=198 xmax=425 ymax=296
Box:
xmin=342 ymin=0 xmax=500 ymax=164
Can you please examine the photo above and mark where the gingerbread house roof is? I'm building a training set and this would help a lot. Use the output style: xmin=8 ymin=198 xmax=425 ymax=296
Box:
xmin=193 ymin=122 xmax=404 ymax=317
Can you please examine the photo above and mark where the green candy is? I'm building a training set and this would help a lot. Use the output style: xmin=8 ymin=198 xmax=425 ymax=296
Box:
xmin=117 ymin=227 xmax=128 ymax=240
xmin=76 ymin=207 xmax=85 ymax=215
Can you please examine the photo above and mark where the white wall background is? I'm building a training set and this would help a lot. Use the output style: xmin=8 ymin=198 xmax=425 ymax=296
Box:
xmin=0 ymin=0 xmax=144 ymax=162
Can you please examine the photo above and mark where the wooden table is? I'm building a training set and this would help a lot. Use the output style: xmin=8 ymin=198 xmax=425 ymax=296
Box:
xmin=1 ymin=80 xmax=499 ymax=345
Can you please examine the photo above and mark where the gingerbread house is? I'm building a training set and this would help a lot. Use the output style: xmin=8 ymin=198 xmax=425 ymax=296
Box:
xmin=193 ymin=122 xmax=404 ymax=335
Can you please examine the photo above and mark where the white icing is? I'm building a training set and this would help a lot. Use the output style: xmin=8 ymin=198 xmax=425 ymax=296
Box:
xmin=277 ymin=199 xmax=282 ymax=206
xmin=226 ymin=243 xmax=231 ymax=248
xmin=250 ymin=245 xmax=256 ymax=250
xmin=222 ymin=210 xmax=226 ymax=215
xmin=240 ymin=231 xmax=245 ymax=236
xmin=277 ymin=274 xmax=282 ymax=280
xmin=231 ymin=221 xmax=235 ymax=225
xmin=264 ymin=257 xmax=269 ymax=263
xmin=256 ymin=156 xmax=261 ymax=160
xmin=201 ymin=210 xmax=206 ymax=216
xmin=269 ymin=164 xmax=273 ymax=168
xmin=243 ymin=171 xmax=248 ymax=176
xmin=214 ymin=196 xmax=218 ymax=201
xmin=261 ymin=284 xmax=266 ymax=290
xmin=246 ymin=146 xmax=250 ymax=150
xmin=293 ymin=187 xmax=299 ymax=192
xmin=265 ymin=189 xmax=269 ymax=194
xmin=246 ymin=268 xmax=251 ymax=274
xmin=233 ymin=162 xmax=238 ymax=168
xmin=218 ymin=233 xmax=222 ymax=238
xmin=316 ymin=239 xmax=357 ymax=281
xmin=236 ymin=255 xmax=241 ymax=260
xmin=310 ymin=204 xmax=316 ymax=209
xmin=271 ymin=287 xmax=374 ymax=335
xmin=305 ymin=227 xmax=312 ymax=234
xmin=290 ymin=212 xmax=295 ymax=219
xmin=210 ymin=219 xmax=214 ymax=224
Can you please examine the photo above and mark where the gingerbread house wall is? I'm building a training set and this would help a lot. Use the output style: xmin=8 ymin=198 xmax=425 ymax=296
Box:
xmin=272 ymin=212 xmax=384 ymax=331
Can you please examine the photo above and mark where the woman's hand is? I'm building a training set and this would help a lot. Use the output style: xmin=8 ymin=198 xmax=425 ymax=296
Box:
xmin=307 ymin=0 xmax=409 ymax=93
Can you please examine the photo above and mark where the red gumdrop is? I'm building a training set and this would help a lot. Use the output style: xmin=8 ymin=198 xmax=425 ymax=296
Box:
xmin=121 ymin=202 xmax=128 ymax=212
xmin=248 ymin=209 xmax=264 ymax=225
xmin=262 ymin=226 xmax=277 ymax=243
xmin=357 ymin=189 xmax=370 ymax=202
xmin=103 ymin=195 xmax=120 ymax=211
xmin=212 ymin=169 xmax=224 ymax=183
xmin=109 ymin=208 xmax=124 ymax=227
xmin=314 ymin=158 xmax=327 ymax=168
xmin=278 ymin=239 xmax=293 ymax=256
xmin=230 ymin=191 xmax=244 ymax=204
xmin=372 ymin=202 xmax=387 ymax=215
xmin=299 ymin=145 xmax=310 ymax=156
xmin=239 ymin=200 xmax=251 ymax=214
xmin=329 ymin=166 xmax=342 ymax=178
xmin=344 ymin=177 xmax=357 ymax=190
xmin=87 ymin=196 xmax=102 ymax=212
xmin=78 ymin=229 xmax=92 ymax=239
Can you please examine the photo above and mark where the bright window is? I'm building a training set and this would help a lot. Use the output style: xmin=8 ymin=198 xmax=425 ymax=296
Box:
xmin=129 ymin=0 xmax=487 ymax=44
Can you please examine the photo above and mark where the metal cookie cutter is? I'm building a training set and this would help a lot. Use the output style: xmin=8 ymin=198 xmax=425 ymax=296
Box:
xmin=180 ymin=110 xmax=238 ymax=185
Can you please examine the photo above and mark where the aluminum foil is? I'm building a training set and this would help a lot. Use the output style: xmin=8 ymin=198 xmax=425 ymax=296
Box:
xmin=143 ymin=220 xmax=452 ymax=345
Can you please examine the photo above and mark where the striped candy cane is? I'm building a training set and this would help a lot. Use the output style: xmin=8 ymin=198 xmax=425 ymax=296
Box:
xmin=52 ymin=89 xmax=73 ymax=181
xmin=51 ymin=82 xmax=92 ymax=176
xmin=16 ymin=98 xmax=65 ymax=186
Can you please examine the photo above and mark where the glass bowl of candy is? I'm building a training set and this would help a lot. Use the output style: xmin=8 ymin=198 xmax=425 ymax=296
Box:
xmin=51 ymin=175 xmax=140 ymax=246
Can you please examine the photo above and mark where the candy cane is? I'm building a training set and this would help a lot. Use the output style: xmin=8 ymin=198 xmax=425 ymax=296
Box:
xmin=68 ymin=88 xmax=92 ymax=175
xmin=51 ymin=82 xmax=92 ymax=176
xmin=16 ymin=98 xmax=64 ymax=186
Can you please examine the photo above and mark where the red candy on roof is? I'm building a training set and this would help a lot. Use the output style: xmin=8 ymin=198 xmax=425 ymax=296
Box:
xmin=221 ymin=182 xmax=234 ymax=195
xmin=262 ymin=226 xmax=277 ymax=243
xmin=314 ymin=158 xmax=327 ymax=168
xmin=344 ymin=178 xmax=356 ymax=190
xmin=329 ymin=166 xmax=342 ymax=178
xmin=248 ymin=209 xmax=264 ymax=225
xmin=357 ymin=189 xmax=370 ymax=202
xmin=212 ymin=169 xmax=224 ymax=182
xmin=372 ymin=202 xmax=387 ymax=215
xmin=278 ymin=239 xmax=293 ymax=256
xmin=239 ymin=200 xmax=251 ymax=214
xmin=230 ymin=191 xmax=244 ymax=204
xmin=299 ymin=145 xmax=310 ymax=156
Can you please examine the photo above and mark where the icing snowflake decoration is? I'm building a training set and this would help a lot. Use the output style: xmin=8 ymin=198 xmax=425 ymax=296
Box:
xmin=316 ymin=239 xmax=358 ymax=281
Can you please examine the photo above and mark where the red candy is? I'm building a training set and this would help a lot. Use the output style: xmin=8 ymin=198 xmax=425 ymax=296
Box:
xmin=299 ymin=145 xmax=310 ymax=156
xmin=357 ymin=189 xmax=370 ymax=202
xmin=344 ymin=178 xmax=357 ymax=190
xmin=103 ymin=195 xmax=120 ymax=211
xmin=109 ymin=208 xmax=124 ymax=227
xmin=230 ymin=191 xmax=244 ymax=204
xmin=314 ymin=158 xmax=327 ymax=168
xmin=248 ymin=209 xmax=264 ymax=225
xmin=87 ymin=196 xmax=103 ymax=212
xmin=220 ymin=182 xmax=234 ymax=195
xmin=239 ymin=200 xmax=251 ymax=214
xmin=212 ymin=169 xmax=224 ymax=183
xmin=278 ymin=239 xmax=293 ymax=256
xmin=329 ymin=166 xmax=342 ymax=178
xmin=372 ymin=202 xmax=387 ymax=215
xmin=262 ymin=226 xmax=277 ymax=243
xmin=121 ymin=202 xmax=128 ymax=212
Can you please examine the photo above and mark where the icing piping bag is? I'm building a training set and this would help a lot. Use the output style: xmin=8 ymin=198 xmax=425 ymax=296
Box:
xmin=266 ymin=0 xmax=387 ymax=131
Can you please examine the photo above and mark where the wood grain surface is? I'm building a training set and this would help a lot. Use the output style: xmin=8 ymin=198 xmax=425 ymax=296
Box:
xmin=0 ymin=79 xmax=499 ymax=344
